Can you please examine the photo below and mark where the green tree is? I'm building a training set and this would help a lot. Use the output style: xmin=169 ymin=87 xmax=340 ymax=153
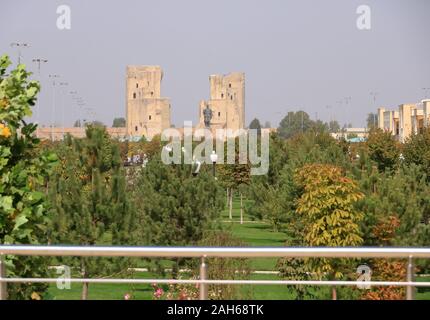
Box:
xmin=112 ymin=117 xmax=126 ymax=127
xmin=403 ymin=126 xmax=430 ymax=178
xmin=311 ymin=119 xmax=329 ymax=135
xmin=278 ymin=111 xmax=313 ymax=139
xmin=248 ymin=118 xmax=261 ymax=136
xmin=366 ymin=113 xmax=378 ymax=129
xmin=87 ymin=120 xmax=104 ymax=127
xmin=135 ymin=155 xmax=224 ymax=276
xmin=248 ymin=131 xmax=349 ymax=231
xmin=366 ymin=128 xmax=400 ymax=171
xmin=49 ymin=126 xmax=137 ymax=299
xmin=0 ymin=55 xmax=57 ymax=299
xmin=217 ymin=137 xmax=251 ymax=220
xmin=279 ymin=163 xmax=364 ymax=300
xmin=355 ymin=164 xmax=430 ymax=247
xmin=328 ymin=120 xmax=340 ymax=133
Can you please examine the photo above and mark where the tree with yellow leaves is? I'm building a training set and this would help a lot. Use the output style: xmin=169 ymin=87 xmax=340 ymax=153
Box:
xmin=296 ymin=164 xmax=364 ymax=299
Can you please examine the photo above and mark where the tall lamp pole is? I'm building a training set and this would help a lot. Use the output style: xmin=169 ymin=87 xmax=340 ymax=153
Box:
xmin=49 ymin=74 xmax=60 ymax=141
xmin=58 ymin=82 xmax=69 ymax=138
xmin=32 ymin=58 xmax=48 ymax=136
xmin=10 ymin=42 xmax=29 ymax=64
xmin=370 ymin=91 xmax=379 ymax=127
xmin=69 ymin=91 xmax=78 ymax=126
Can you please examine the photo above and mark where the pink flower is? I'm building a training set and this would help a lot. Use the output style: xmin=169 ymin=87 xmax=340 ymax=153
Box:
xmin=154 ymin=287 xmax=164 ymax=299
xmin=124 ymin=293 xmax=131 ymax=300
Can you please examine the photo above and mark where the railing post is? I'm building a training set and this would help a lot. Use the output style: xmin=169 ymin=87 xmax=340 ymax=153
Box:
xmin=406 ymin=255 xmax=415 ymax=300
xmin=0 ymin=254 xmax=7 ymax=300
xmin=199 ymin=256 xmax=208 ymax=300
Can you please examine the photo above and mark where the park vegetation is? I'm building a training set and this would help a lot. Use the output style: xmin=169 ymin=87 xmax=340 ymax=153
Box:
xmin=1 ymin=56 xmax=430 ymax=300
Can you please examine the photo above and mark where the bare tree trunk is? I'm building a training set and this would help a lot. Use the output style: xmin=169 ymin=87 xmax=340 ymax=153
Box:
xmin=331 ymin=286 xmax=337 ymax=300
xmin=229 ymin=188 xmax=233 ymax=220
xmin=81 ymin=263 xmax=89 ymax=300
xmin=81 ymin=282 xmax=89 ymax=300
xmin=240 ymin=192 xmax=243 ymax=224
xmin=226 ymin=188 xmax=229 ymax=207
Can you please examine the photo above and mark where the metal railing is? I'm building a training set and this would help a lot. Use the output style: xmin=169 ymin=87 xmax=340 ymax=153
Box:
xmin=1 ymin=246 xmax=430 ymax=300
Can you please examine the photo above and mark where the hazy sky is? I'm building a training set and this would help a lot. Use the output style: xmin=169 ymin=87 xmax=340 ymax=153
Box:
xmin=1 ymin=0 xmax=430 ymax=128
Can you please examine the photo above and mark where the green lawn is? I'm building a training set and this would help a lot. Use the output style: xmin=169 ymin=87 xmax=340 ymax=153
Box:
xmin=220 ymin=197 xmax=287 ymax=271
xmin=46 ymin=198 xmax=430 ymax=300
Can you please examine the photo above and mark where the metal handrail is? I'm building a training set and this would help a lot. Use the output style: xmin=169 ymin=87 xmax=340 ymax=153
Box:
xmin=1 ymin=245 xmax=429 ymax=300
xmin=2 ymin=245 xmax=430 ymax=258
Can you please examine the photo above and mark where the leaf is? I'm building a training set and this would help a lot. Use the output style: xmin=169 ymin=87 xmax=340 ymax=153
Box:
xmin=27 ymin=191 xmax=44 ymax=204
xmin=13 ymin=214 xmax=29 ymax=231
xmin=0 ymin=195 xmax=13 ymax=212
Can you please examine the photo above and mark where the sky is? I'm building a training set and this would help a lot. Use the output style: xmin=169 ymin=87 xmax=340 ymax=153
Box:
xmin=1 ymin=0 xmax=430 ymax=128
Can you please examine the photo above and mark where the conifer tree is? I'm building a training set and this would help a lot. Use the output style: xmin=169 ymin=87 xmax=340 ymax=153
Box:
xmin=49 ymin=126 xmax=137 ymax=299
xmin=134 ymin=155 xmax=224 ymax=276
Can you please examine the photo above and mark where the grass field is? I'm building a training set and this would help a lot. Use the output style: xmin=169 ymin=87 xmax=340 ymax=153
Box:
xmin=46 ymin=198 xmax=430 ymax=300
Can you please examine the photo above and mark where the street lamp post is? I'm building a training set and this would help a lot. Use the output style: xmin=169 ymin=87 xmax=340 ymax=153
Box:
xmin=69 ymin=90 xmax=78 ymax=126
xmin=58 ymin=82 xmax=69 ymax=138
xmin=10 ymin=42 xmax=29 ymax=64
xmin=210 ymin=151 xmax=218 ymax=177
xmin=370 ymin=91 xmax=379 ymax=127
xmin=49 ymin=74 xmax=60 ymax=141
xmin=76 ymin=97 xmax=85 ymax=127
xmin=32 ymin=58 xmax=48 ymax=136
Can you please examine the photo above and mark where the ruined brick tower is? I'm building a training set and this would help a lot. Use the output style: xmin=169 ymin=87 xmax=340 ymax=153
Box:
xmin=198 ymin=72 xmax=245 ymax=131
xmin=126 ymin=66 xmax=171 ymax=139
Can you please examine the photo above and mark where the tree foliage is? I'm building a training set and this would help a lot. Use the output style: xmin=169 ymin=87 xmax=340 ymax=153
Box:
xmin=403 ymin=126 xmax=430 ymax=178
xmin=366 ymin=128 xmax=400 ymax=171
xmin=278 ymin=111 xmax=313 ymax=139
xmin=49 ymin=126 xmax=137 ymax=299
xmin=294 ymin=164 xmax=364 ymax=249
xmin=366 ymin=113 xmax=378 ymax=129
xmin=112 ymin=117 xmax=126 ymax=127
xmin=248 ymin=118 xmax=261 ymax=136
xmin=0 ymin=55 xmax=57 ymax=299
xmin=136 ymin=156 xmax=223 ymax=247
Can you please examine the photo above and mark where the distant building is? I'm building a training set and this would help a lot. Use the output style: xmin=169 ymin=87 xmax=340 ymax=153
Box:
xmin=125 ymin=65 xmax=171 ymax=140
xmin=36 ymin=127 xmax=126 ymax=141
xmin=198 ymin=72 xmax=245 ymax=131
xmin=377 ymin=99 xmax=430 ymax=142
xmin=331 ymin=127 xmax=368 ymax=141
xmin=36 ymin=67 xmax=250 ymax=141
